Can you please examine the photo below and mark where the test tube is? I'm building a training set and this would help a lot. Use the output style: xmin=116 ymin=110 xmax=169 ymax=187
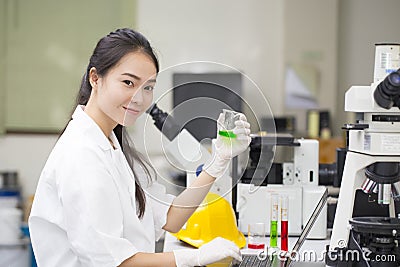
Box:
xmin=280 ymin=195 xmax=289 ymax=251
xmin=270 ymin=194 xmax=278 ymax=247
xmin=219 ymin=109 xmax=240 ymax=138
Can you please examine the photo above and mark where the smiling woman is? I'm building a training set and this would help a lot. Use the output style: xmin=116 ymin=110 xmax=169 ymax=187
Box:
xmin=28 ymin=28 xmax=251 ymax=267
xmin=85 ymin=51 xmax=157 ymax=131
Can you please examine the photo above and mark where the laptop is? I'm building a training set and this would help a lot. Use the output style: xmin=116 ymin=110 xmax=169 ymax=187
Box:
xmin=210 ymin=188 xmax=328 ymax=267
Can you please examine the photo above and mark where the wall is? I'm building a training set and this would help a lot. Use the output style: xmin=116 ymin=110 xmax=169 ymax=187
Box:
xmin=132 ymin=0 xmax=285 ymax=154
xmin=284 ymin=0 xmax=338 ymax=134
xmin=3 ymin=0 xmax=136 ymax=132
xmin=0 ymin=1 xmax=5 ymax=134
xmin=336 ymin=0 xmax=400 ymax=134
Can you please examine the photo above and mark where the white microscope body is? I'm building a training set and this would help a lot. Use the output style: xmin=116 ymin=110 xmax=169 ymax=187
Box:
xmin=329 ymin=43 xmax=400 ymax=251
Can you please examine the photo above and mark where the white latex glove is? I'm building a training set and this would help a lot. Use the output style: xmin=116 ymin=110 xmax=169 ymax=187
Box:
xmin=173 ymin=237 xmax=242 ymax=267
xmin=204 ymin=112 xmax=251 ymax=178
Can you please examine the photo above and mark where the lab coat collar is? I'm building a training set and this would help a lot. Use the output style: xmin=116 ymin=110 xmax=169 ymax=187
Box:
xmin=71 ymin=105 xmax=122 ymax=151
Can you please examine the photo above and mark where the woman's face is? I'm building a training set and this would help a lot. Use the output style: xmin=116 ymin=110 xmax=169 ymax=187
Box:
xmin=94 ymin=51 xmax=157 ymax=127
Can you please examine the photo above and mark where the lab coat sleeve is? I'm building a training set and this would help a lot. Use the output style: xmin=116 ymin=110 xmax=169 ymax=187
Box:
xmin=145 ymin=182 xmax=176 ymax=241
xmin=58 ymin=147 xmax=137 ymax=267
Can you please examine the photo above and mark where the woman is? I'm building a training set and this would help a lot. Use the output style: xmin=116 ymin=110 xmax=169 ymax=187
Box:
xmin=29 ymin=28 xmax=251 ymax=267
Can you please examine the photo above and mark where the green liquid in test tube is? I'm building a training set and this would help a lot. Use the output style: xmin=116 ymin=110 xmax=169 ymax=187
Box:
xmin=270 ymin=194 xmax=278 ymax=247
xmin=218 ymin=130 xmax=237 ymax=138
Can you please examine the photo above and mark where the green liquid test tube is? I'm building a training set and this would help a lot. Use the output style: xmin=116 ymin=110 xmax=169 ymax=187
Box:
xmin=218 ymin=130 xmax=236 ymax=138
xmin=270 ymin=220 xmax=278 ymax=247
xmin=270 ymin=194 xmax=278 ymax=247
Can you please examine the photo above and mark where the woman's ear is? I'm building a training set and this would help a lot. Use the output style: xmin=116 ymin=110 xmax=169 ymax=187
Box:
xmin=89 ymin=67 xmax=99 ymax=88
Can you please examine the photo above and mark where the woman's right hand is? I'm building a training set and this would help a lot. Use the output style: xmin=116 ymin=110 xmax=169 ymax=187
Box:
xmin=203 ymin=112 xmax=251 ymax=179
xmin=173 ymin=237 xmax=242 ymax=267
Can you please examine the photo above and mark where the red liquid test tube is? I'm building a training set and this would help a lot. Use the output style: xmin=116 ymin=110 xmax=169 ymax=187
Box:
xmin=281 ymin=195 xmax=289 ymax=251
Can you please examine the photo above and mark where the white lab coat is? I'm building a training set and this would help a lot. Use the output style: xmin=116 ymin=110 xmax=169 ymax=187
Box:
xmin=29 ymin=105 xmax=175 ymax=267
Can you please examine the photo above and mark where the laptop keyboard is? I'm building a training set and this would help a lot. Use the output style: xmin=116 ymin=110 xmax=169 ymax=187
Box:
xmin=233 ymin=254 xmax=271 ymax=267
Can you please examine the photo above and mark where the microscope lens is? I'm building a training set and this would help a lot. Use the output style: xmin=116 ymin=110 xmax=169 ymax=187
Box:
xmin=383 ymin=184 xmax=391 ymax=205
xmin=369 ymin=182 xmax=377 ymax=193
xmin=361 ymin=178 xmax=376 ymax=193
xmin=373 ymin=183 xmax=379 ymax=193
xmin=378 ymin=183 xmax=384 ymax=204
xmin=392 ymin=181 xmax=400 ymax=200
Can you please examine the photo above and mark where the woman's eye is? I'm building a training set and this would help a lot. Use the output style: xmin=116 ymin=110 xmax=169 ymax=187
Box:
xmin=123 ymin=80 xmax=134 ymax=87
xmin=144 ymin=85 xmax=154 ymax=91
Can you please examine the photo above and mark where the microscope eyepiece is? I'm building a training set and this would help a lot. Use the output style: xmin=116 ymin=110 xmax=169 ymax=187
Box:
xmin=146 ymin=103 xmax=181 ymax=141
xmin=146 ymin=103 xmax=161 ymax=116
xmin=388 ymin=71 xmax=400 ymax=85
xmin=374 ymin=68 xmax=400 ymax=109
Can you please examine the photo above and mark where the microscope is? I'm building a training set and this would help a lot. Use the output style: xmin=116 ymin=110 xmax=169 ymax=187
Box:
xmin=236 ymin=135 xmax=328 ymax=239
xmin=327 ymin=44 xmax=400 ymax=267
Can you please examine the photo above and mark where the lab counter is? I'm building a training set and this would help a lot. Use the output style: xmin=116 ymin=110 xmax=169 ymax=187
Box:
xmin=163 ymin=232 xmax=330 ymax=266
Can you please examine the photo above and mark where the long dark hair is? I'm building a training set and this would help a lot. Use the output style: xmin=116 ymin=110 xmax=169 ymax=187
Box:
xmin=68 ymin=28 xmax=159 ymax=218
